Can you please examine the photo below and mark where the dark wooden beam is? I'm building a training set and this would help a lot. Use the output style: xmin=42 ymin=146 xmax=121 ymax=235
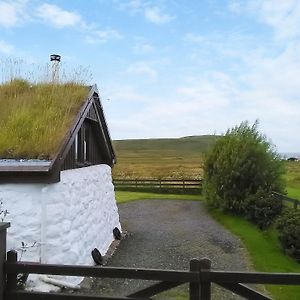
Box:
xmin=5 ymin=291 xmax=149 ymax=300
xmin=5 ymin=261 xmax=198 ymax=282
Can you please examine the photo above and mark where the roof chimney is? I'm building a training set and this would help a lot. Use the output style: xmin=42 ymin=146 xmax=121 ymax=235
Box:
xmin=50 ymin=54 xmax=61 ymax=83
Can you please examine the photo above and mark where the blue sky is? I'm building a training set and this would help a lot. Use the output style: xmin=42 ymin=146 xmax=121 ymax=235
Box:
xmin=0 ymin=0 xmax=300 ymax=152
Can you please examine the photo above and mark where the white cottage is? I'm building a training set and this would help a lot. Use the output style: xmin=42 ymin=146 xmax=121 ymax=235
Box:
xmin=0 ymin=83 xmax=121 ymax=286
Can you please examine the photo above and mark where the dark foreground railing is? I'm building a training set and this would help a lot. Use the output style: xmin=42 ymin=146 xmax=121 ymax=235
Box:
xmin=3 ymin=250 xmax=300 ymax=300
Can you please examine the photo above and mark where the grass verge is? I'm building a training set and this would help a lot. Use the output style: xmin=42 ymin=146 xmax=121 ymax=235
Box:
xmin=115 ymin=191 xmax=203 ymax=204
xmin=287 ymin=187 xmax=300 ymax=200
xmin=209 ymin=208 xmax=300 ymax=300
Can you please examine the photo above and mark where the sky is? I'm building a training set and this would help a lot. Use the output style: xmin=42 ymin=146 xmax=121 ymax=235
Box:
xmin=0 ymin=0 xmax=300 ymax=152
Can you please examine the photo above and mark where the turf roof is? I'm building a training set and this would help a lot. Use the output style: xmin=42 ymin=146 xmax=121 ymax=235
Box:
xmin=0 ymin=79 xmax=89 ymax=159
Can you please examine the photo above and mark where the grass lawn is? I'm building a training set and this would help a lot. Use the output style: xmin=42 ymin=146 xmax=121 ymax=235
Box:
xmin=115 ymin=191 xmax=203 ymax=204
xmin=209 ymin=208 xmax=300 ymax=300
xmin=287 ymin=187 xmax=300 ymax=200
xmin=285 ymin=162 xmax=300 ymax=200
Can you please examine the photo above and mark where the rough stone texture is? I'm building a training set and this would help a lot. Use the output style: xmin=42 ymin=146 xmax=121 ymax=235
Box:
xmin=86 ymin=200 xmax=251 ymax=299
xmin=0 ymin=184 xmax=42 ymax=261
xmin=0 ymin=164 xmax=121 ymax=287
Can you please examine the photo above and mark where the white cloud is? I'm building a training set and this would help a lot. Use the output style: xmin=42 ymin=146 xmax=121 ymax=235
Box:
xmin=115 ymin=1 xmax=175 ymax=25
xmin=144 ymin=7 xmax=174 ymax=24
xmin=133 ymin=38 xmax=154 ymax=54
xmin=184 ymin=33 xmax=205 ymax=44
xmin=257 ymin=1 xmax=300 ymax=39
xmin=125 ymin=62 xmax=157 ymax=81
xmin=85 ymin=29 xmax=122 ymax=44
xmin=0 ymin=40 xmax=14 ymax=54
xmin=176 ymin=76 xmax=232 ymax=110
xmin=229 ymin=0 xmax=300 ymax=40
xmin=0 ymin=0 xmax=27 ymax=27
xmin=114 ymin=0 xmax=143 ymax=14
xmin=137 ymin=43 xmax=153 ymax=53
xmin=105 ymin=84 xmax=150 ymax=103
xmin=34 ymin=3 xmax=121 ymax=44
xmin=36 ymin=3 xmax=81 ymax=28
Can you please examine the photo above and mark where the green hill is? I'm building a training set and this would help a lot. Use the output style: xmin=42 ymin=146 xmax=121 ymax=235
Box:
xmin=112 ymin=135 xmax=219 ymax=179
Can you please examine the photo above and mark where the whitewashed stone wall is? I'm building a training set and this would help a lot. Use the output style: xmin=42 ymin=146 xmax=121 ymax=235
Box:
xmin=0 ymin=164 xmax=120 ymax=286
xmin=0 ymin=184 xmax=43 ymax=262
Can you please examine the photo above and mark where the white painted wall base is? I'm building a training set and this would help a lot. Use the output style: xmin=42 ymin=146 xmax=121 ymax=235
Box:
xmin=0 ymin=164 xmax=121 ymax=288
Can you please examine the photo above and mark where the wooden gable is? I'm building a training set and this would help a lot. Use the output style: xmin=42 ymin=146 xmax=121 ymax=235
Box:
xmin=0 ymin=85 xmax=115 ymax=183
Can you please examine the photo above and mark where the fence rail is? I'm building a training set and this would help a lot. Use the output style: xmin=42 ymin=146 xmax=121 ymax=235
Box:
xmin=113 ymin=178 xmax=202 ymax=193
xmin=273 ymin=191 xmax=300 ymax=209
xmin=3 ymin=249 xmax=300 ymax=300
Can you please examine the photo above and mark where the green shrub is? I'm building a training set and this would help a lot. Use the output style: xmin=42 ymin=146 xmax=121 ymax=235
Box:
xmin=244 ymin=190 xmax=283 ymax=229
xmin=276 ymin=209 xmax=300 ymax=260
xmin=203 ymin=121 xmax=285 ymax=223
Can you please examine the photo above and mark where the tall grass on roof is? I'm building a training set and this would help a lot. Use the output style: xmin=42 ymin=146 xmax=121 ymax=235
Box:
xmin=0 ymin=57 xmax=93 ymax=85
xmin=0 ymin=79 xmax=89 ymax=159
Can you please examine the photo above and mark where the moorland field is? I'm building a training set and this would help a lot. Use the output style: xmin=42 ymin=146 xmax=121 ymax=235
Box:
xmin=113 ymin=135 xmax=300 ymax=199
xmin=112 ymin=135 xmax=218 ymax=179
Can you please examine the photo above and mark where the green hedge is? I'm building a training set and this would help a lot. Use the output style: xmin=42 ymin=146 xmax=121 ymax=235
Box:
xmin=245 ymin=190 xmax=283 ymax=229
xmin=276 ymin=209 xmax=300 ymax=261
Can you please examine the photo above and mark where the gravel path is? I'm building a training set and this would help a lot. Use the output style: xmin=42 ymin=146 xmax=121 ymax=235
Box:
xmin=82 ymin=200 xmax=251 ymax=299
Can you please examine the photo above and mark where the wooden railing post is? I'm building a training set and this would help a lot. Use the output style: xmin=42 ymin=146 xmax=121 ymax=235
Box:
xmin=189 ymin=259 xmax=200 ymax=300
xmin=0 ymin=223 xmax=10 ymax=300
xmin=199 ymin=258 xmax=211 ymax=300
xmin=294 ymin=199 xmax=298 ymax=210
xmin=6 ymin=250 xmax=17 ymax=292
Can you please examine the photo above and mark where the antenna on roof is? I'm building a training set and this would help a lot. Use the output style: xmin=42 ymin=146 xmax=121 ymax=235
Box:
xmin=50 ymin=54 xmax=61 ymax=83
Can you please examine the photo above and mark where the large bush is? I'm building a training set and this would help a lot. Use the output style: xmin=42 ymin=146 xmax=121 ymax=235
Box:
xmin=244 ymin=189 xmax=283 ymax=229
xmin=276 ymin=209 xmax=300 ymax=261
xmin=203 ymin=121 xmax=285 ymax=222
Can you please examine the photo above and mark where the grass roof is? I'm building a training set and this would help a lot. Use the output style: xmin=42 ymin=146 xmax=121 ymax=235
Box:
xmin=0 ymin=79 xmax=89 ymax=159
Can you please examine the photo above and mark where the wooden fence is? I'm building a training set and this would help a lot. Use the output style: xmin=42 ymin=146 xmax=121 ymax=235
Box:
xmin=273 ymin=192 xmax=300 ymax=210
xmin=113 ymin=179 xmax=202 ymax=193
xmin=0 ymin=225 xmax=299 ymax=300
xmin=113 ymin=180 xmax=300 ymax=208
xmin=3 ymin=250 xmax=300 ymax=300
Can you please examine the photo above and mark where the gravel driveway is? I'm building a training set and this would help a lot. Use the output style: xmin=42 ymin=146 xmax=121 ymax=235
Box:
xmin=82 ymin=200 xmax=251 ymax=299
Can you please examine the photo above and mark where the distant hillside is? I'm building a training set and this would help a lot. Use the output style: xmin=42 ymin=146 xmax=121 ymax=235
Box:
xmin=112 ymin=135 xmax=220 ymax=179
xmin=113 ymin=135 xmax=219 ymax=153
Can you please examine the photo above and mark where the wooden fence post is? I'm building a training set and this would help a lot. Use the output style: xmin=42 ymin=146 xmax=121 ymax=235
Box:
xmin=199 ymin=258 xmax=211 ymax=300
xmin=0 ymin=223 xmax=10 ymax=300
xmin=294 ymin=200 xmax=298 ymax=210
xmin=6 ymin=250 xmax=17 ymax=292
xmin=189 ymin=259 xmax=200 ymax=300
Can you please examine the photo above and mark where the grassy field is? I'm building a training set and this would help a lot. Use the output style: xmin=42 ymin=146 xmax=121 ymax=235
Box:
xmin=285 ymin=161 xmax=300 ymax=199
xmin=112 ymin=135 xmax=219 ymax=179
xmin=113 ymin=136 xmax=300 ymax=200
